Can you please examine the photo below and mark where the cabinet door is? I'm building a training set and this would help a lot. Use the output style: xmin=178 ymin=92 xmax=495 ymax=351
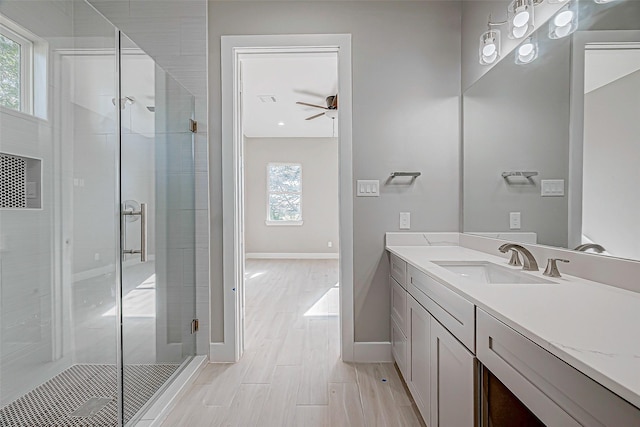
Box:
xmin=430 ymin=318 xmax=476 ymax=427
xmin=390 ymin=277 xmax=407 ymax=335
xmin=407 ymin=296 xmax=431 ymax=422
xmin=391 ymin=317 xmax=408 ymax=379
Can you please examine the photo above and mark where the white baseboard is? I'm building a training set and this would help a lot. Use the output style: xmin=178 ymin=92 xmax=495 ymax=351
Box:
xmin=209 ymin=342 xmax=237 ymax=363
xmin=245 ymin=252 xmax=339 ymax=260
xmin=353 ymin=342 xmax=392 ymax=363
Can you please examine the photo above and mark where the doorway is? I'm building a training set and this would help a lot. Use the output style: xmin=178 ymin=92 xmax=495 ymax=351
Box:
xmin=240 ymin=51 xmax=340 ymax=368
xmin=220 ymin=35 xmax=354 ymax=363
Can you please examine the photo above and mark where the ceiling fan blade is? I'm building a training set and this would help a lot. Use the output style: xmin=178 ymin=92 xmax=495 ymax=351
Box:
xmin=331 ymin=94 xmax=338 ymax=109
xmin=296 ymin=101 xmax=329 ymax=110
xmin=305 ymin=112 xmax=325 ymax=121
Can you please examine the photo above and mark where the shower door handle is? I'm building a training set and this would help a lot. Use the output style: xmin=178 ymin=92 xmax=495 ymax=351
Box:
xmin=122 ymin=202 xmax=147 ymax=262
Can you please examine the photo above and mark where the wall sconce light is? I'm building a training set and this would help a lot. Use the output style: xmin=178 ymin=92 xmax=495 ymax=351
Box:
xmin=508 ymin=0 xmax=535 ymax=39
xmin=549 ymin=2 xmax=579 ymax=39
xmin=479 ymin=28 xmax=501 ymax=65
xmin=515 ymin=36 xmax=539 ymax=64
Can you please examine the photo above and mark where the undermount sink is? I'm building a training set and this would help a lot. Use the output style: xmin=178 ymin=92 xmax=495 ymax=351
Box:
xmin=432 ymin=261 xmax=555 ymax=284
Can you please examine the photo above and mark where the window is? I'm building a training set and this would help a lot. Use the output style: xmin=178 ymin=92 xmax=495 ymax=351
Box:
xmin=267 ymin=163 xmax=302 ymax=224
xmin=0 ymin=22 xmax=33 ymax=114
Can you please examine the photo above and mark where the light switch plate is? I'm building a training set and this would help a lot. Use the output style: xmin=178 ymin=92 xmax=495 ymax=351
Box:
xmin=356 ymin=180 xmax=379 ymax=197
xmin=541 ymin=179 xmax=565 ymax=197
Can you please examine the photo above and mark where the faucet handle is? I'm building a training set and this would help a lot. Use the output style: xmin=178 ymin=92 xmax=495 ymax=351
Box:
xmin=543 ymin=258 xmax=569 ymax=278
xmin=506 ymin=249 xmax=522 ymax=267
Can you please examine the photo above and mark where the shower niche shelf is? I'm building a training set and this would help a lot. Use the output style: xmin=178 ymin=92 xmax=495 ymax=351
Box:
xmin=1 ymin=152 xmax=42 ymax=209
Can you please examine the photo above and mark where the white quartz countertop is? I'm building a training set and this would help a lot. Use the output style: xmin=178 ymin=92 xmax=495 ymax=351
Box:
xmin=386 ymin=244 xmax=640 ymax=410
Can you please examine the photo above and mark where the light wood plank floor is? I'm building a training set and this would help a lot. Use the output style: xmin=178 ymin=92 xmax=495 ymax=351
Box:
xmin=161 ymin=259 xmax=425 ymax=427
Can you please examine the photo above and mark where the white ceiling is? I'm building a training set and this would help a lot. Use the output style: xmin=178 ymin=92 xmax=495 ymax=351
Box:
xmin=241 ymin=53 xmax=338 ymax=138
xmin=584 ymin=47 xmax=640 ymax=94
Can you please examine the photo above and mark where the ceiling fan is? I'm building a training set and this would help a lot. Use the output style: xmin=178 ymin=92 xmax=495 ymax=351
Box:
xmin=296 ymin=94 xmax=338 ymax=120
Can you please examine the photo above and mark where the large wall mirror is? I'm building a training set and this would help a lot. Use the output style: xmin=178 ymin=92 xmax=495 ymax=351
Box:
xmin=463 ymin=0 xmax=640 ymax=261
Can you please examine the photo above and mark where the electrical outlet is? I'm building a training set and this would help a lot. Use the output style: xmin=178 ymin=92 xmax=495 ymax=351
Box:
xmin=327 ymin=241 xmax=333 ymax=248
xmin=399 ymin=212 xmax=411 ymax=230
xmin=510 ymin=212 xmax=521 ymax=230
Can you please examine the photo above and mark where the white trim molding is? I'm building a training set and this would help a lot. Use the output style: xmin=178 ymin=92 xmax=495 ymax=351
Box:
xmin=353 ymin=342 xmax=393 ymax=363
xmin=140 ymin=356 xmax=208 ymax=426
xmin=221 ymin=34 xmax=354 ymax=364
xmin=209 ymin=342 xmax=237 ymax=363
xmin=245 ymin=252 xmax=339 ymax=260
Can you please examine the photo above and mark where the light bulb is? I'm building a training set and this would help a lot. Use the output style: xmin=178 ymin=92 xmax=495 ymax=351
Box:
xmin=482 ymin=43 xmax=497 ymax=57
xmin=483 ymin=51 xmax=498 ymax=64
xmin=479 ymin=29 xmax=500 ymax=65
xmin=512 ymin=25 xmax=528 ymax=39
xmin=518 ymin=43 xmax=534 ymax=57
xmin=555 ymin=23 xmax=572 ymax=38
xmin=554 ymin=10 xmax=574 ymax=27
xmin=513 ymin=10 xmax=530 ymax=27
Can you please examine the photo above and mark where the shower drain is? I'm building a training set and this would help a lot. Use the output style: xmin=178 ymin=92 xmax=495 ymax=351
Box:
xmin=0 ymin=364 xmax=179 ymax=426
xmin=70 ymin=397 xmax=112 ymax=417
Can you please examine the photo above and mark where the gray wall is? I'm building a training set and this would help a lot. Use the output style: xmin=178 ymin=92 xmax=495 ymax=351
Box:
xmin=463 ymin=38 xmax=572 ymax=248
xmin=583 ymin=70 xmax=640 ymax=260
xmin=208 ymin=1 xmax=462 ymax=343
xmin=244 ymin=137 xmax=339 ymax=255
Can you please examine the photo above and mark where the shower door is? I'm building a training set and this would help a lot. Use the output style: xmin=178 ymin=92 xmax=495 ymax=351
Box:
xmin=118 ymin=33 xmax=197 ymax=425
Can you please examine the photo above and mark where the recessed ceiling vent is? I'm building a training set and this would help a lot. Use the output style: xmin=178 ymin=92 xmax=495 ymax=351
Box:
xmin=258 ymin=95 xmax=277 ymax=103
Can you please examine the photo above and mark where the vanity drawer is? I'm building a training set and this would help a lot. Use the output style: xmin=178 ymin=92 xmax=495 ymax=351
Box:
xmin=408 ymin=265 xmax=475 ymax=352
xmin=477 ymin=309 xmax=640 ymax=427
xmin=390 ymin=253 xmax=407 ymax=289
xmin=391 ymin=277 xmax=407 ymax=335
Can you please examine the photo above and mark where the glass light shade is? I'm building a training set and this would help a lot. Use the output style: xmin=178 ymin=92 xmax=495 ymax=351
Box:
xmin=549 ymin=3 xmax=578 ymax=39
xmin=512 ymin=24 xmax=529 ymax=39
xmin=508 ymin=0 xmax=534 ymax=39
xmin=479 ymin=29 xmax=501 ymax=65
xmin=515 ymin=37 xmax=538 ymax=65
xmin=513 ymin=10 xmax=530 ymax=27
xmin=554 ymin=10 xmax=574 ymax=27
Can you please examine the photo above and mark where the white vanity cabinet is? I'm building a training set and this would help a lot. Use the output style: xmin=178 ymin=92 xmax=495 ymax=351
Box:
xmin=430 ymin=318 xmax=475 ymax=427
xmin=390 ymin=254 xmax=476 ymax=426
xmin=390 ymin=254 xmax=409 ymax=377
xmin=477 ymin=309 xmax=640 ymax=427
xmin=406 ymin=295 xmax=432 ymax=421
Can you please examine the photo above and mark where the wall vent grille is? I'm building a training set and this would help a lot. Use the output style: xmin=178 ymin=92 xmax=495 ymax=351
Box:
xmin=1 ymin=153 xmax=27 ymax=209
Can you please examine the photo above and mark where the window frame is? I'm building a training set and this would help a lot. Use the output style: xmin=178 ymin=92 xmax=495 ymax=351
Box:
xmin=0 ymin=22 xmax=33 ymax=115
xmin=266 ymin=162 xmax=303 ymax=226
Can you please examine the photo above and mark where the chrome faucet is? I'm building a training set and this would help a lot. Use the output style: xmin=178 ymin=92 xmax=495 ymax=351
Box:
xmin=573 ymin=243 xmax=606 ymax=253
xmin=498 ymin=243 xmax=539 ymax=271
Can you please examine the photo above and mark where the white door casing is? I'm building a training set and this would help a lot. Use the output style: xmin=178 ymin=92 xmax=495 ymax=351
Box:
xmin=218 ymin=34 xmax=354 ymax=362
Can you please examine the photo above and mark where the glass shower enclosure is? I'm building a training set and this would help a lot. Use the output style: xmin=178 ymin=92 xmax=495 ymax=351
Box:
xmin=0 ymin=1 xmax=198 ymax=425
